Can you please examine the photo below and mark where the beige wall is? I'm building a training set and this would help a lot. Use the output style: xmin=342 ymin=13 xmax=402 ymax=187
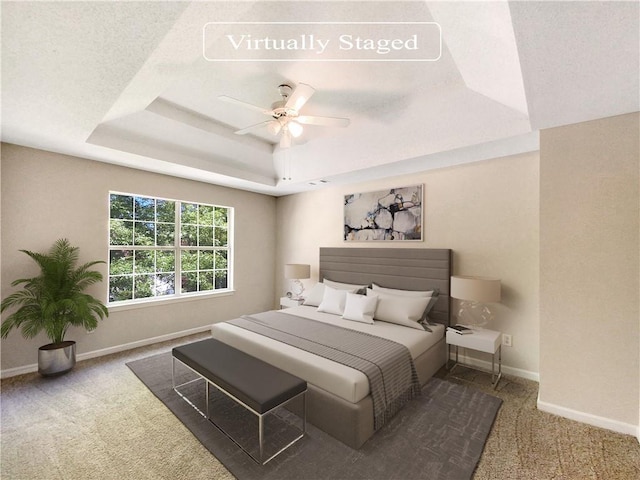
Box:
xmin=276 ymin=152 xmax=540 ymax=377
xmin=3 ymin=113 xmax=638 ymax=436
xmin=539 ymin=112 xmax=640 ymax=430
xmin=0 ymin=144 xmax=277 ymax=372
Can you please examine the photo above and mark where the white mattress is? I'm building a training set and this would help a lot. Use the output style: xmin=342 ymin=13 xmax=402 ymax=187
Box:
xmin=210 ymin=306 xmax=444 ymax=404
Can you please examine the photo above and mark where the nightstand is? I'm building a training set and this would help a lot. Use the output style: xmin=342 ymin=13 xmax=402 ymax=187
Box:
xmin=446 ymin=327 xmax=502 ymax=388
xmin=279 ymin=296 xmax=304 ymax=309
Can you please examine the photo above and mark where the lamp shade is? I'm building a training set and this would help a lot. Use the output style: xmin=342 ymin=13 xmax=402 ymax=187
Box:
xmin=451 ymin=275 xmax=501 ymax=303
xmin=284 ymin=264 xmax=310 ymax=280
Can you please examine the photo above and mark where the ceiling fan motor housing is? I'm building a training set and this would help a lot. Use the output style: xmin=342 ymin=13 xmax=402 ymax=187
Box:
xmin=277 ymin=84 xmax=293 ymax=98
xmin=272 ymin=84 xmax=297 ymax=118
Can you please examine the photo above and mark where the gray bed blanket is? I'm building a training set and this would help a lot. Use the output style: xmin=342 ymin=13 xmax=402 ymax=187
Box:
xmin=228 ymin=310 xmax=421 ymax=431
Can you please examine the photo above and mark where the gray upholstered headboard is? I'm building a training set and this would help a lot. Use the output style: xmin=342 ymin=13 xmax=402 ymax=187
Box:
xmin=319 ymin=247 xmax=452 ymax=326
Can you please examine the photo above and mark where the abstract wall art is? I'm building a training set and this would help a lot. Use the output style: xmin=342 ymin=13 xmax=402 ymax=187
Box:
xmin=344 ymin=185 xmax=423 ymax=241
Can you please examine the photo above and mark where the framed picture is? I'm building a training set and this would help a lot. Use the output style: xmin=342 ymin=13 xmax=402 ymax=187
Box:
xmin=344 ymin=185 xmax=423 ymax=241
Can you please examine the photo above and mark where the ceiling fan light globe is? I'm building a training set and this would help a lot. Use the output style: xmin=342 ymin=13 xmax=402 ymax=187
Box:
xmin=288 ymin=121 xmax=303 ymax=138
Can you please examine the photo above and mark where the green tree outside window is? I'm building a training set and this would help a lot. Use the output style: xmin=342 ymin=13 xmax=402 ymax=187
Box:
xmin=108 ymin=193 xmax=231 ymax=304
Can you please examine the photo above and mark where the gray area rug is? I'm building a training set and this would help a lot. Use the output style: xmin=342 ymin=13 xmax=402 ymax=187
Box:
xmin=127 ymin=351 xmax=502 ymax=480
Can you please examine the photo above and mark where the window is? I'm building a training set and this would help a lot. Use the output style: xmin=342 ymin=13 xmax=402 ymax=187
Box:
xmin=108 ymin=193 xmax=232 ymax=304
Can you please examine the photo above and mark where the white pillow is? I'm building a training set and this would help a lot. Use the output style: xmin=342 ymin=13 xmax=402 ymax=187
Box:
xmin=303 ymin=283 xmax=325 ymax=307
xmin=366 ymin=288 xmax=430 ymax=330
xmin=317 ymin=285 xmax=350 ymax=315
xmin=323 ymin=279 xmax=368 ymax=292
xmin=371 ymin=283 xmax=434 ymax=297
xmin=342 ymin=293 xmax=377 ymax=324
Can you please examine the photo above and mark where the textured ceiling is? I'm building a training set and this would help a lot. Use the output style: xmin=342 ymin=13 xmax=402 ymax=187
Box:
xmin=2 ymin=1 xmax=638 ymax=196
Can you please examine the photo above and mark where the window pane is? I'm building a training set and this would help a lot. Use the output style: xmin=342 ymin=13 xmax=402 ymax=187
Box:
xmin=134 ymin=222 xmax=155 ymax=246
xmin=215 ymin=250 xmax=228 ymax=269
xmin=181 ymin=225 xmax=197 ymax=246
xmin=199 ymin=205 xmax=214 ymax=225
xmin=215 ymin=270 xmax=228 ymax=289
xmin=135 ymin=196 xmax=155 ymax=221
xmin=214 ymin=228 xmax=227 ymax=247
xmin=199 ymin=226 xmax=213 ymax=246
xmin=182 ymin=250 xmax=198 ymax=271
xmin=157 ymin=224 xmax=174 ymax=246
xmin=110 ymin=220 xmax=134 ymax=246
xmin=156 ymin=251 xmax=175 ymax=272
xmin=182 ymin=272 xmax=198 ymax=293
xmin=156 ymin=200 xmax=175 ymax=223
xmin=214 ymin=207 xmax=228 ymax=227
xmin=110 ymin=194 xmax=133 ymax=219
xmin=109 ymin=250 xmax=133 ymax=275
xmin=199 ymin=251 xmax=214 ymax=270
xmin=199 ymin=271 xmax=214 ymax=291
xmin=109 ymin=275 xmax=133 ymax=302
xmin=134 ymin=250 xmax=154 ymax=274
xmin=181 ymin=203 xmax=197 ymax=224
xmin=155 ymin=273 xmax=175 ymax=296
xmin=134 ymin=275 xmax=154 ymax=298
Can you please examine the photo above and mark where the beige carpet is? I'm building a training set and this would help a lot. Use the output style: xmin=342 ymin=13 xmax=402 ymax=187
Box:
xmin=436 ymin=367 xmax=640 ymax=480
xmin=2 ymin=332 xmax=639 ymax=479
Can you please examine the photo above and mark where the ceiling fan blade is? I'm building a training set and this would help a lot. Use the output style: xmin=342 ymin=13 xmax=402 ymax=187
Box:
xmin=218 ymin=95 xmax=272 ymax=115
xmin=297 ymin=115 xmax=350 ymax=127
xmin=285 ymin=83 xmax=315 ymax=111
xmin=234 ymin=120 xmax=272 ymax=135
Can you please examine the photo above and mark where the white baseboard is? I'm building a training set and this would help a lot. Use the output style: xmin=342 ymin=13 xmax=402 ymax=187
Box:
xmin=449 ymin=352 xmax=540 ymax=382
xmin=537 ymin=396 xmax=640 ymax=439
xmin=451 ymin=353 xmax=639 ymax=441
xmin=0 ymin=325 xmax=211 ymax=379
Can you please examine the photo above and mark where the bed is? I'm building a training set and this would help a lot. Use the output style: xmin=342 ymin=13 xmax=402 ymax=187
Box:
xmin=210 ymin=247 xmax=452 ymax=449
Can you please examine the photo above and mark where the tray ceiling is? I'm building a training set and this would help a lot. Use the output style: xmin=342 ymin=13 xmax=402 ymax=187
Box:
xmin=2 ymin=1 xmax=638 ymax=195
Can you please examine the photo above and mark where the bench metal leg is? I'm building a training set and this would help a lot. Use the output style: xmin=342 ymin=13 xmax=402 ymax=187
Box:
xmin=206 ymin=380 xmax=210 ymax=419
xmin=259 ymin=415 xmax=264 ymax=463
xmin=172 ymin=355 xmax=306 ymax=465
xmin=257 ymin=391 xmax=306 ymax=465
xmin=172 ymin=356 xmax=208 ymax=418
xmin=303 ymin=391 xmax=307 ymax=435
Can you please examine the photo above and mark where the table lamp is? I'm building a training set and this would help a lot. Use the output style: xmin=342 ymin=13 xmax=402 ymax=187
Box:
xmin=450 ymin=275 xmax=501 ymax=327
xmin=284 ymin=264 xmax=311 ymax=300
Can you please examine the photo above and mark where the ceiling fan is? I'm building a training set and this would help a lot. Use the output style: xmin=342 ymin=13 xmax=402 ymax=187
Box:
xmin=219 ymin=83 xmax=350 ymax=148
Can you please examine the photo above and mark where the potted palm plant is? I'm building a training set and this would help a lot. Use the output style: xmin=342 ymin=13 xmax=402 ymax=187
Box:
xmin=1 ymin=238 xmax=109 ymax=376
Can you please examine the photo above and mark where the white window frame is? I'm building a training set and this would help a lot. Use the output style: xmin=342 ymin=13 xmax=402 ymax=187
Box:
xmin=107 ymin=191 xmax=234 ymax=308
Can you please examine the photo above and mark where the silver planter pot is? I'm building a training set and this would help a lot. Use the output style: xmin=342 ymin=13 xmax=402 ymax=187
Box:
xmin=38 ymin=341 xmax=76 ymax=376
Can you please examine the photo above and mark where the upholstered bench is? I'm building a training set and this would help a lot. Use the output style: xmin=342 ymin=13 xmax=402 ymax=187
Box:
xmin=172 ymin=338 xmax=307 ymax=465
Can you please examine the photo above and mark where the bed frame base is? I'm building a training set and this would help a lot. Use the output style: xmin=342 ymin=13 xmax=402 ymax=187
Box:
xmin=288 ymin=337 xmax=447 ymax=449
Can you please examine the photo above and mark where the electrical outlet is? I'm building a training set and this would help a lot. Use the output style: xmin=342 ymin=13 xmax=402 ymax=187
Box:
xmin=502 ymin=334 xmax=512 ymax=347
